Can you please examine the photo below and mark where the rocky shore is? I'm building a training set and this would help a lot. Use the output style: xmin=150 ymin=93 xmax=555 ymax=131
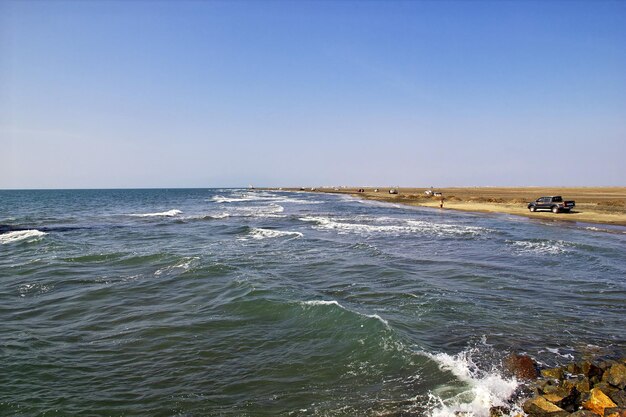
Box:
xmin=497 ymin=355 xmax=626 ymax=417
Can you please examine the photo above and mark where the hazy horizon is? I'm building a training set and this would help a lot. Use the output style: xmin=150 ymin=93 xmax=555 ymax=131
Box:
xmin=2 ymin=1 xmax=625 ymax=189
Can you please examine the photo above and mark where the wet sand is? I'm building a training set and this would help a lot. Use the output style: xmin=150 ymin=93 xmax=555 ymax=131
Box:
xmin=285 ymin=187 xmax=626 ymax=227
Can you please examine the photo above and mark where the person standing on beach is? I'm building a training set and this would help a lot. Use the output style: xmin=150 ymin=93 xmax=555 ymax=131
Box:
xmin=440 ymin=198 xmax=445 ymax=209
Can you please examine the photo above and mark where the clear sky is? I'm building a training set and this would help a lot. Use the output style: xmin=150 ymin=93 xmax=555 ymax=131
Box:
xmin=1 ymin=0 xmax=625 ymax=189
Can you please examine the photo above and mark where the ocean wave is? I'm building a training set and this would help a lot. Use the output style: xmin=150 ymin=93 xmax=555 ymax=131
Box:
xmin=0 ymin=230 xmax=47 ymax=244
xmin=235 ymin=204 xmax=285 ymax=218
xmin=425 ymin=347 xmax=520 ymax=417
xmin=154 ymin=256 xmax=200 ymax=276
xmin=130 ymin=209 xmax=182 ymax=217
xmin=299 ymin=299 xmax=390 ymax=328
xmin=274 ymin=198 xmax=323 ymax=205
xmin=300 ymin=216 xmax=488 ymax=237
xmin=181 ymin=212 xmax=230 ymax=221
xmin=241 ymin=228 xmax=303 ymax=240
xmin=508 ymin=239 xmax=572 ymax=255
xmin=212 ymin=195 xmax=260 ymax=203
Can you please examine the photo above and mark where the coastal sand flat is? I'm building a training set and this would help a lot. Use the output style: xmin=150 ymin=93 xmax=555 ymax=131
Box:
xmin=285 ymin=187 xmax=626 ymax=226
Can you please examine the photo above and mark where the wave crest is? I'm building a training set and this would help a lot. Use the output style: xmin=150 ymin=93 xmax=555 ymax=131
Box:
xmin=130 ymin=209 xmax=182 ymax=217
xmin=0 ymin=230 xmax=47 ymax=244
xmin=242 ymin=228 xmax=303 ymax=240
xmin=425 ymin=346 xmax=520 ymax=417
xmin=300 ymin=216 xmax=488 ymax=237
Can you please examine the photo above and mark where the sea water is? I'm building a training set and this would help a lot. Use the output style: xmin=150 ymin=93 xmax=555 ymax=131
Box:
xmin=1 ymin=189 xmax=624 ymax=416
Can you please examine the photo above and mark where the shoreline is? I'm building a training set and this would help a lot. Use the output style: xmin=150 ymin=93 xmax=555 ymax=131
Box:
xmin=276 ymin=187 xmax=626 ymax=227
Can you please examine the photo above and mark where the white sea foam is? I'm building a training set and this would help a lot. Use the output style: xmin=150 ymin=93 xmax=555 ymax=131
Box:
xmin=406 ymin=220 xmax=488 ymax=237
xmin=274 ymin=197 xmax=322 ymax=205
xmin=236 ymin=204 xmax=285 ymax=218
xmin=302 ymin=300 xmax=342 ymax=307
xmin=154 ymin=256 xmax=199 ymax=276
xmin=182 ymin=212 xmax=230 ymax=221
xmin=242 ymin=228 xmax=303 ymax=240
xmin=426 ymin=349 xmax=520 ymax=417
xmin=0 ymin=230 xmax=47 ymax=244
xmin=212 ymin=192 xmax=289 ymax=204
xmin=130 ymin=209 xmax=182 ymax=217
xmin=300 ymin=216 xmax=488 ymax=237
xmin=18 ymin=282 xmax=53 ymax=296
xmin=540 ymin=347 xmax=575 ymax=360
xmin=212 ymin=195 xmax=259 ymax=203
xmin=509 ymin=239 xmax=571 ymax=255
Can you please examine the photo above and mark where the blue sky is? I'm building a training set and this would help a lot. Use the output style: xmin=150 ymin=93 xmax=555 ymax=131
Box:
xmin=1 ymin=0 xmax=625 ymax=188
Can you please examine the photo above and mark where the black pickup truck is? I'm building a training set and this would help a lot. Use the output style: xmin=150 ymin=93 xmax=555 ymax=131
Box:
xmin=528 ymin=196 xmax=575 ymax=213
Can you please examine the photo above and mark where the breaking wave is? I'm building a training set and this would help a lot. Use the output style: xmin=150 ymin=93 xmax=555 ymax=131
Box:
xmin=300 ymin=216 xmax=488 ymax=237
xmin=130 ymin=209 xmax=182 ymax=217
xmin=212 ymin=195 xmax=260 ymax=203
xmin=425 ymin=346 xmax=521 ymax=417
xmin=242 ymin=228 xmax=303 ymax=240
xmin=0 ymin=230 xmax=47 ymax=244
xmin=235 ymin=204 xmax=285 ymax=218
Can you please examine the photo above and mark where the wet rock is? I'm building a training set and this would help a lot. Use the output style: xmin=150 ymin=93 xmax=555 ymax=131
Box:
xmin=523 ymin=396 xmax=570 ymax=417
xmin=539 ymin=380 xmax=560 ymax=395
xmin=581 ymin=362 xmax=604 ymax=379
xmin=599 ymin=361 xmax=617 ymax=371
xmin=489 ymin=405 xmax=510 ymax=417
xmin=595 ymin=383 xmax=619 ymax=398
xmin=604 ymin=409 xmax=626 ymax=417
xmin=608 ymin=390 xmax=626 ymax=408
xmin=582 ymin=388 xmax=617 ymax=416
xmin=574 ymin=377 xmax=592 ymax=394
xmin=542 ymin=368 xmax=566 ymax=380
xmin=603 ymin=408 xmax=626 ymax=417
xmin=569 ymin=411 xmax=599 ymax=417
xmin=542 ymin=386 xmax=579 ymax=411
xmin=567 ymin=363 xmax=582 ymax=375
xmin=505 ymin=354 xmax=538 ymax=380
xmin=603 ymin=363 xmax=626 ymax=390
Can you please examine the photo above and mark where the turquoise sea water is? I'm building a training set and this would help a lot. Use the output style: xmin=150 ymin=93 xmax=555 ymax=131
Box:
xmin=1 ymin=189 xmax=625 ymax=416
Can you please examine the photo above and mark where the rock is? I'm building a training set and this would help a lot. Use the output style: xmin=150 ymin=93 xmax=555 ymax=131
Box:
xmin=506 ymin=354 xmax=538 ymax=380
xmin=594 ymin=382 xmax=619 ymax=397
xmin=608 ymin=390 xmax=626 ymax=408
xmin=523 ymin=396 xmax=570 ymax=417
xmin=575 ymin=377 xmax=592 ymax=393
xmin=569 ymin=411 xmax=599 ymax=417
xmin=604 ymin=408 xmax=626 ymax=417
xmin=582 ymin=388 xmax=617 ymax=416
xmin=603 ymin=363 xmax=626 ymax=390
xmin=581 ymin=362 xmax=604 ymax=379
xmin=542 ymin=386 xmax=579 ymax=411
xmin=567 ymin=363 xmax=582 ymax=375
xmin=599 ymin=360 xmax=617 ymax=371
xmin=489 ymin=405 xmax=510 ymax=417
xmin=542 ymin=382 xmax=563 ymax=395
xmin=542 ymin=368 xmax=565 ymax=380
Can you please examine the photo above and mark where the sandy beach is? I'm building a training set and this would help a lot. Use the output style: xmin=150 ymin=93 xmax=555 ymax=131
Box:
xmin=285 ymin=187 xmax=626 ymax=227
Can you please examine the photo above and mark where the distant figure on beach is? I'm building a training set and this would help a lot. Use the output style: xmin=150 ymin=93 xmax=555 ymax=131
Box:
xmin=440 ymin=198 xmax=445 ymax=209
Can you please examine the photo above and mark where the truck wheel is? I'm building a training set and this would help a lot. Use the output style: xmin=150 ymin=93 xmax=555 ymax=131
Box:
xmin=529 ymin=206 xmax=536 ymax=212
xmin=552 ymin=206 xmax=559 ymax=213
